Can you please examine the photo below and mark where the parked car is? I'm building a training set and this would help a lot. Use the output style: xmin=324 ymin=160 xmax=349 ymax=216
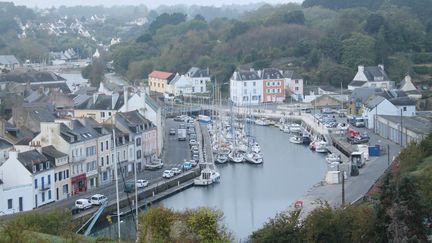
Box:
xmin=192 ymin=149 xmax=199 ymax=155
xmin=75 ymin=199 xmax=92 ymax=209
xmin=190 ymin=133 xmax=197 ymax=139
xmin=192 ymin=154 xmax=199 ymax=162
xmin=136 ymin=179 xmax=149 ymax=188
xmin=169 ymin=128 xmax=176 ymax=135
xmin=190 ymin=145 xmax=199 ymax=151
xmin=91 ymin=194 xmax=108 ymax=205
xmin=189 ymin=139 xmax=198 ymax=146
xmin=171 ymin=167 xmax=182 ymax=175
xmin=183 ymin=161 xmax=193 ymax=170
xmin=174 ymin=116 xmax=183 ymax=121
xmin=163 ymin=170 xmax=174 ymax=178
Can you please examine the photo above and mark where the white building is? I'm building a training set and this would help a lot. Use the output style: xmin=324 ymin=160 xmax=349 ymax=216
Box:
xmin=169 ymin=67 xmax=211 ymax=96
xmin=348 ymin=65 xmax=395 ymax=91
xmin=230 ymin=70 xmax=263 ymax=106
xmin=363 ymin=94 xmax=416 ymax=129
xmin=400 ymin=74 xmax=422 ymax=100
xmin=0 ymin=152 xmax=33 ymax=215
xmin=0 ymin=138 xmax=13 ymax=166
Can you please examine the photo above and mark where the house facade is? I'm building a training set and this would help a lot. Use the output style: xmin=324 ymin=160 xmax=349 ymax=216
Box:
xmin=230 ymin=70 xmax=263 ymax=106
xmin=283 ymin=70 xmax=304 ymax=101
xmin=0 ymin=55 xmax=20 ymax=71
xmin=261 ymin=68 xmax=285 ymax=103
xmin=186 ymin=67 xmax=211 ymax=94
xmin=0 ymin=151 xmax=33 ymax=215
xmin=148 ymin=71 xmax=175 ymax=94
xmin=42 ymin=145 xmax=71 ymax=201
xmin=348 ymin=65 xmax=395 ymax=91
xmin=400 ymin=74 xmax=422 ymax=100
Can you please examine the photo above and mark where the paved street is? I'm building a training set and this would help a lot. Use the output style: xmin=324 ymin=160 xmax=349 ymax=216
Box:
xmin=298 ymin=123 xmax=401 ymax=216
xmin=34 ymin=118 xmax=192 ymax=213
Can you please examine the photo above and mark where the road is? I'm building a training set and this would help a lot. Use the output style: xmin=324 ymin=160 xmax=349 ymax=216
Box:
xmin=35 ymin=118 xmax=192 ymax=213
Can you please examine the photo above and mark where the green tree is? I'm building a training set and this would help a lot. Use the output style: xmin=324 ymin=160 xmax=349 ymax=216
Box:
xmin=341 ymin=32 xmax=376 ymax=68
xmin=317 ymin=60 xmax=354 ymax=87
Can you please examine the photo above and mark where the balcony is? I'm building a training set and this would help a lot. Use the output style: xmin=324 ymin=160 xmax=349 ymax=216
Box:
xmin=39 ymin=183 xmax=51 ymax=191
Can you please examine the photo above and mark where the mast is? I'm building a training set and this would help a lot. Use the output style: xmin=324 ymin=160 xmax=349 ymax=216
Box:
xmin=112 ymin=119 xmax=121 ymax=241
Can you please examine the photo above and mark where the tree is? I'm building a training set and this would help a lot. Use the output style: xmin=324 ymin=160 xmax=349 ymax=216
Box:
xmin=341 ymin=32 xmax=376 ymax=68
xmin=317 ymin=60 xmax=354 ymax=87
xmin=251 ymin=210 xmax=304 ymax=243
xmin=126 ymin=60 xmax=154 ymax=83
xmin=364 ymin=14 xmax=385 ymax=34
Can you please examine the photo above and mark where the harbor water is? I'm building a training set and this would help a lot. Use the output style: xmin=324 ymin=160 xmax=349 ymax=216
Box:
xmin=92 ymin=125 xmax=327 ymax=241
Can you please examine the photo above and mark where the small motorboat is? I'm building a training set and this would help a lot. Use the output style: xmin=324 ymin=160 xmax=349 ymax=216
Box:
xmin=215 ymin=153 xmax=229 ymax=164
xmin=289 ymin=136 xmax=302 ymax=144
xmin=255 ymin=119 xmax=270 ymax=126
xmin=229 ymin=151 xmax=245 ymax=163
xmin=194 ymin=167 xmax=220 ymax=186
xmin=326 ymin=153 xmax=342 ymax=163
xmin=245 ymin=152 xmax=263 ymax=164
xmin=289 ymin=123 xmax=302 ymax=133
xmin=251 ymin=144 xmax=261 ymax=153
xmin=315 ymin=141 xmax=328 ymax=153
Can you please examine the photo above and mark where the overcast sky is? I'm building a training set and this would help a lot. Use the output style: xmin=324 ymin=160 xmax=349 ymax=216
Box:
xmin=10 ymin=0 xmax=302 ymax=9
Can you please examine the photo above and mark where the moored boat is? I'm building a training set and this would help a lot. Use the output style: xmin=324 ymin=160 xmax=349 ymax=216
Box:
xmin=289 ymin=135 xmax=302 ymax=144
xmin=194 ymin=167 xmax=221 ymax=186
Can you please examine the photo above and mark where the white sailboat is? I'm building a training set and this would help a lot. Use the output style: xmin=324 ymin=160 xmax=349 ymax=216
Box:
xmin=215 ymin=153 xmax=229 ymax=164
xmin=245 ymin=152 xmax=263 ymax=164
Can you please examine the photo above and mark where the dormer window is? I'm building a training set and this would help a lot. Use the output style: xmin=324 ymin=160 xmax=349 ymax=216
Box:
xmin=39 ymin=163 xmax=43 ymax=171
xmin=46 ymin=162 xmax=50 ymax=169
xmin=33 ymin=165 xmax=37 ymax=173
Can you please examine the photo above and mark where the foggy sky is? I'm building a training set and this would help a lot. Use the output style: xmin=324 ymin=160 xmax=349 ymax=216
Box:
xmin=10 ymin=0 xmax=302 ymax=9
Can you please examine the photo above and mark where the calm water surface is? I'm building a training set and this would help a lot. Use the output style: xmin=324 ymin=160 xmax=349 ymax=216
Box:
xmin=93 ymin=125 xmax=327 ymax=241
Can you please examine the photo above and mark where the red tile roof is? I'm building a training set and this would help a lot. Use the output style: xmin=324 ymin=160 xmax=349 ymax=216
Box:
xmin=149 ymin=70 xmax=173 ymax=79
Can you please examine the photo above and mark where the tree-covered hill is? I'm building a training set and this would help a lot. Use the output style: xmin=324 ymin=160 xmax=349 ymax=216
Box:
xmin=110 ymin=1 xmax=432 ymax=92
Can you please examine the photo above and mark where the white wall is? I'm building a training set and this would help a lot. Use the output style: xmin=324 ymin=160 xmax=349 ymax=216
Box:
xmin=363 ymin=99 xmax=398 ymax=129
xmin=395 ymin=105 xmax=416 ymax=117
xmin=230 ymin=79 xmax=263 ymax=106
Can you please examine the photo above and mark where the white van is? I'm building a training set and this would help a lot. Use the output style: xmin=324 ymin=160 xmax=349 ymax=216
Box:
xmin=75 ymin=199 xmax=92 ymax=209
xmin=90 ymin=194 xmax=108 ymax=205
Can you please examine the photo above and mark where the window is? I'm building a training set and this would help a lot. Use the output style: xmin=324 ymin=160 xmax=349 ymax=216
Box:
xmin=42 ymin=191 xmax=45 ymax=202
xmin=403 ymin=107 xmax=407 ymax=111
xmin=33 ymin=165 xmax=37 ymax=173
xmin=253 ymin=89 xmax=256 ymax=94
xmin=39 ymin=163 xmax=43 ymax=171
xmin=48 ymin=190 xmax=51 ymax=200
xmin=101 ymin=112 xmax=105 ymax=118
xmin=55 ymin=173 xmax=57 ymax=182
xmin=7 ymin=199 xmax=12 ymax=209
xmin=108 ymin=112 xmax=112 ymax=116
xmin=59 ymin=172 xmax=63 ymax=181
xmin=136 ymin=138 xmax=141 ymax=146
xmin=48 ymin=175 xmax=51 ymax=185
xmin=106 ymin=155 xmax=109 ymax=165
xmin=253 ymin=82 xmax=256 ymax=86
xmin=244 ymin=82 xmax=247 ymax=87
xmin=63 ymin=184 xmax=68 ymax=194
xmin=34 ymin=179 xmax=38 ymax=189
xmin=295 ymin=87 xmax=299 ymax=91
xmin=295 ymin=80 xmax=298 ymax=84
xmin=66 ymin=170 xmax=69 ymax=178
xmin=200 ymin=87 xmax=203 ymax=92
xmin=106 ymin=141 xmax=109 ymax=150
xmin=100 ymin=142 xmax=104 ymax=152
xmin=46 ymin=162 xmax=50 ymax=169
xmin=137 ymin=150 xmax=142 ymax=159
xmin=86 ymin=162 xmax=90 ymax=172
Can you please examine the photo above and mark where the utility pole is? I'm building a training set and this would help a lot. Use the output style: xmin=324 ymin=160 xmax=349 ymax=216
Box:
xmin=387 ymin=144 xmax=390 ymax=166
xmin=400 ymin=109 xmax=403 ymax=146
xmin=341 ymin=170 xmax=345 ymax=206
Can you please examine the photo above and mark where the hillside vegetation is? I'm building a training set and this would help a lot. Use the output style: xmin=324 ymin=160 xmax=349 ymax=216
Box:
xmin=109 ymin=0 xmax=432 ymax=93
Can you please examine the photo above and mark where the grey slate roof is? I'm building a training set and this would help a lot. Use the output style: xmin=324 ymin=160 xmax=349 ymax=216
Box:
xmin=60 ymin=120 xmax=100 ymax=144
xmin=116 ymin=110 xmax=155 ymax=134
xmin=379 ymin=115 xmax=432 ymax=135
xmin=365 ymin=96 xmax=386 ymax=109
xmin=350 ymin=87 xmax=383 ymax=102
xmin=0 ymin=138 xmax=13 ymax=150
xmin=187 ymin=67 xmax=210 ymax=78
xmin=349 ymin=80 xmax=367 ymax=87
xmin=75 ymin=94 xmax=124 ymax=110
xmin=232 ymin=70 xmax=260 ymax=81
xmin=0 ymin=70 xmax=66 ymax=83
xmin=0 ymin=55 xmax=20 ymax=65
xmin=363 ymin=66 xmax=390 ymax=81
xmin=31 ymin=82 xmax=71 ymax=94
xmin=283 ymin=70 xmax=303 ymax=80
xmin=145 ymin=96 xmax=160 ymax=111
xmin=18 ymin=149 xmax=51 ymax=173
xmin=388 ymin=97 xmax=416 ymax=106
xmin=42 ymin=145 xmax=68 ymax=159
xmin=261 ymin=68 xmax=283 ymax=79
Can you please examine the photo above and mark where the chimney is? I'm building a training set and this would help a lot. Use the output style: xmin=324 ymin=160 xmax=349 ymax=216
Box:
xmin=112 ymin=92 xmax=119 ymax=109
xmin=92 ymin=93 xmax=98 ymax=104
xmin=358 ymin=65 xmax=364 ymax=72
xmin=9 ymin=151 xmax=18 ymax=160
xmin=124 ymin=86 xmax=129 ymax=112
xmin=378 ymin=64 xmax=384 ymax=71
